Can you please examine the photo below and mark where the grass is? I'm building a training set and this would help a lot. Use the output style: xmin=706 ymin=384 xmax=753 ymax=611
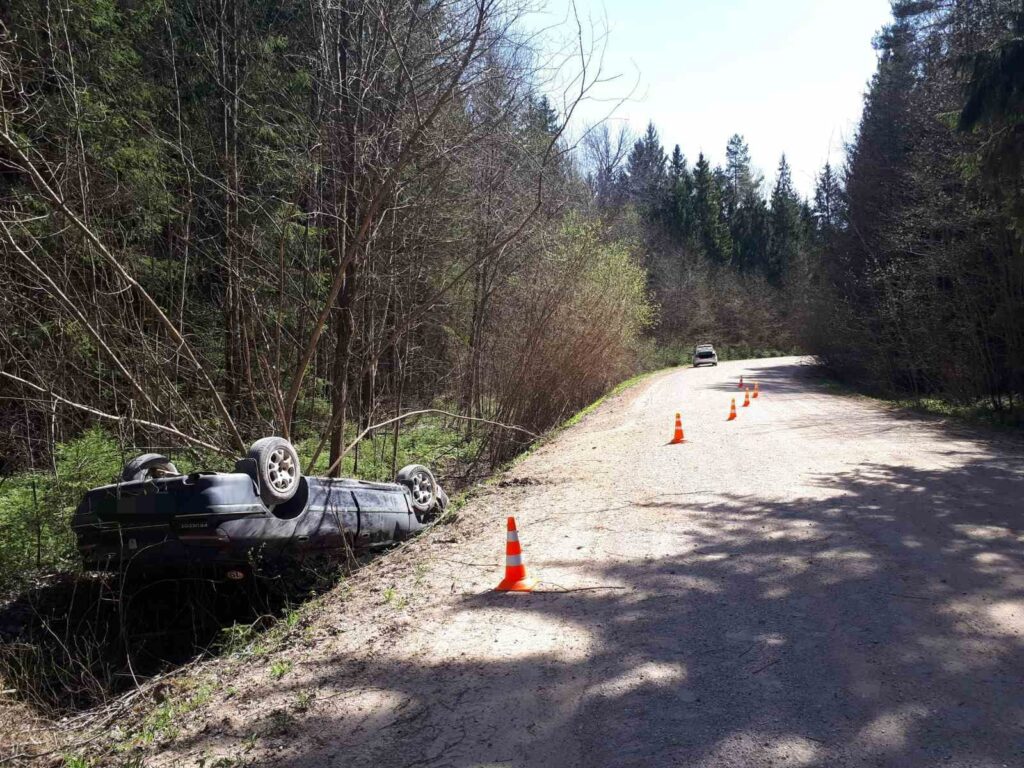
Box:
xmin=894 ymin=396 xmax=1024 ymax=429
xmin=382 ymin=585 xmax=407 ymax=609
xmin=293 ymin=689 xmax=315 ymax=713
xmin=810 ymin=369 xmax=1024 ymax=431
xmin=268 ymin=660 xmax=292 ymax=680
xmin=115 ymin=679 xmax=216 ymax=751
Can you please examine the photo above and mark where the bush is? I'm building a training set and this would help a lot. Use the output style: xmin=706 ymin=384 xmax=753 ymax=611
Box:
xmin=483 ymin=217 xmax=654 ymax=461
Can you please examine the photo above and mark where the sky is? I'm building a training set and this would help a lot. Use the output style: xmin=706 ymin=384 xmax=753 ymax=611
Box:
xmin=541 ymin=0 xmax=894 ymax=197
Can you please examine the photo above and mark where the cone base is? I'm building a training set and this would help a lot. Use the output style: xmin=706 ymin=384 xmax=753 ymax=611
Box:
xmin=727 ymin=415 xmax=737 ymax=421
xmin=496 ymin=577 xmax=536 ymax=592
xmin=670 ymin=437 xmax=686 ymax=444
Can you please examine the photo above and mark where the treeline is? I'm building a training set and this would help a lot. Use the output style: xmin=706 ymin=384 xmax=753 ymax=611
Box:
xmin=810 ymin=0 xmax=1024 ymax=412
xmin=584 ymin=123 xmax=819 ymax=357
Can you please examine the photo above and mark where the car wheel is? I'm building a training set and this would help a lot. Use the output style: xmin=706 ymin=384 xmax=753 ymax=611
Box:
xmin=396 ymin=464 xmax=438 ymax=517
xmin=247 ymin=437 xmax=301 ymax=506
xmin=122 ymin=453 xmax=179 ymax=482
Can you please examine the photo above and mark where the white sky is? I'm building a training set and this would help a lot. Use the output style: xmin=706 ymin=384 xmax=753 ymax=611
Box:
xmin=540 ymin=0 xmax=893 ymax=197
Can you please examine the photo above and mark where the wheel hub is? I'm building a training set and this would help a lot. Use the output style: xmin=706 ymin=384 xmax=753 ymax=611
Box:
xmin=410 ymin=472 xmax=433 ymax=506
xmin=267 ymin=448 xmax=296 ymax=492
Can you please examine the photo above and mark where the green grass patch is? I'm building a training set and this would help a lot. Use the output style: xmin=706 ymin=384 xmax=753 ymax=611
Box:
xmin=268 ymin=659 xmax=292 ymax=680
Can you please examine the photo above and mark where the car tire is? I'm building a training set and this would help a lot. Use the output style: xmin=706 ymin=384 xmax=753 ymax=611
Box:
xmin=122 ymin=453 xmax=179 ymax=482
xmin=396 ymin=464 xmax=438 ymax=518
xmin=247 ymin=437 xmax=301 ymax=506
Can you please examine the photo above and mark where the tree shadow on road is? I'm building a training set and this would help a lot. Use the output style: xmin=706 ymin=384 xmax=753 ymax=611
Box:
xmin=191 ymin=454 xmax=1024 ymax=768
xmin=701 ymin=358 xmax=820 ymax=395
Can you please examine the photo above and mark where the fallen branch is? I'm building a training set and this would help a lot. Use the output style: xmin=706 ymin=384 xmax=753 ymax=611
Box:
xmin=316 ymin=409 xmax=538 ymax=476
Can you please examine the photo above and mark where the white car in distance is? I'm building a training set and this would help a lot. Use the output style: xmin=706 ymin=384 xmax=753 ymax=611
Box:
xmin=693 ymin=344 xmax=718 ymax=367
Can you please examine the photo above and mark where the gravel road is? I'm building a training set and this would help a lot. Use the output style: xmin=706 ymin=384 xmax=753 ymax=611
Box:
xmin=157 ymin=357 xmax=1024 ymax=768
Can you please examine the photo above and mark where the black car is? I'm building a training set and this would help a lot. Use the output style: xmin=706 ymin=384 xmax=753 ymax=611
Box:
xmin=72 ymin=437 xmax=448 ymax=578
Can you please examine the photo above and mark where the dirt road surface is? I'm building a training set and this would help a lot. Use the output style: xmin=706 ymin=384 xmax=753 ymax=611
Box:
xmin=156 ymin=357 xmax=1024 ymax=768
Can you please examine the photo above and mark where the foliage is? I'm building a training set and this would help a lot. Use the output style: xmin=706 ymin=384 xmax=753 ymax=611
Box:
xmin=0 ymin=429 xmax=121 ymax=593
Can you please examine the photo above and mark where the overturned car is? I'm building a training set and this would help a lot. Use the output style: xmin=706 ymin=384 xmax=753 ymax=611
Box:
xmin=72 ymin=436 xmax=448 ymax=578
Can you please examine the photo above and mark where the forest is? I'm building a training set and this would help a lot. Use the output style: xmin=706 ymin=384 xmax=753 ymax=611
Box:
xmin=0 ymin=0 xmax=1022 ymax=596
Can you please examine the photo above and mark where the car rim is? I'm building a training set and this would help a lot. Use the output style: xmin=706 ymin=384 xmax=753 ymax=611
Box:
xmin=267 ymin=448 xmax=296 ymax=493
xmin=410 ymin=471 xmax=433 ymax=507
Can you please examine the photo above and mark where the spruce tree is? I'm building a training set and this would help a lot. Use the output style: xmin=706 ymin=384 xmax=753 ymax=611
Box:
xmin=732 ymin=188 xmax=770 ymax=273
xmin=723 ymin=134 xmax=757 ymax=222
xmin=665 ymin=144 xmax=695 ymax=241
xmin=693 ymin=152 xmax=732 ymax=264
xmin=767 ymin=154 xmax=802 ymax=284
xmin=812 ymin=162 xmax=845 ymax=245
xmin=625 ymin=122 xmax=668 ymax=217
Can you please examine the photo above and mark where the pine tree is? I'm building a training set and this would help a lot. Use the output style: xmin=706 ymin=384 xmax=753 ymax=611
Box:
xmin=840 ymin=17 xmax=918 ymax=279
xmin=530 ymin=95 xmax=560 ymax=136
xmin=958 ymin=6 xmax=1024 ymax=232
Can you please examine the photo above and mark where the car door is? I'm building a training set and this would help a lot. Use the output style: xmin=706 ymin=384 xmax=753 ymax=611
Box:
xmin=350 ymin=485 xmax=414 ymax=546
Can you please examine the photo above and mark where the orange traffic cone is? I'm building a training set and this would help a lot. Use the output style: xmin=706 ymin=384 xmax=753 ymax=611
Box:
xmin=753 ymin=381 xmax=760 ymax=399
xmin=728 ymin=398 xmax=737 ymax=421
xmin=670 ymin=413 xmax=685 ymax=444
xmin=496 ymin=517 xmax=535 ymax=592
xmin=738 ymin=375 xmax=744 ymax=389
xmin=743 ymin=388 xmax=751 ymax=407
